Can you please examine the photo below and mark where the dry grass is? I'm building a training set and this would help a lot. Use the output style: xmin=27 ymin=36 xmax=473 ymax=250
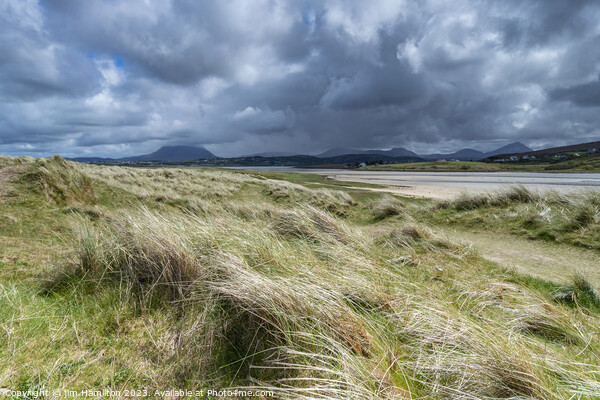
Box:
xmin=432 ymin=185 xmax=600 ymax=249
xmin=438 ymin=185 xmax=541 ymax=211
xmin=2 ymin=156 xmax=600 ymax=398
xmin=264 ymin=180 xmax=356 ymax=215
xmin=21 ymin=155 xmax=97 ymax=205
xmin=372 ymin=194 xmax=405 ymax=219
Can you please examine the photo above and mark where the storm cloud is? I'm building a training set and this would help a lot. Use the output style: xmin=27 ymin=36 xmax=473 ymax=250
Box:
xmin=1 ymin=0 xmax=599 ymax=157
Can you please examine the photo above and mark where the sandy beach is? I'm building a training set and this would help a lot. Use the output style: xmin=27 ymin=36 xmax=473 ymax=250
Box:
xmin=231 ymin=167 xmax=600 ymax=199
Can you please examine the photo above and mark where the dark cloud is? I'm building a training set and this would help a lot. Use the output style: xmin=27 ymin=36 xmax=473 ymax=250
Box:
xmin=548 ymin=77 xmax=600 ymax=107
xmin=319 ymin=64 xmax=426 ymax=110
xmin=1 ymin=0 xmax=599 ymax=158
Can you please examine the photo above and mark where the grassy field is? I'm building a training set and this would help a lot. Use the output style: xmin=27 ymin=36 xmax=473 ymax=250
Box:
xmin=367 ymin=154 xmax=600 ymax=172
xmin=366 ymin=161 xmax=511 ymax=172
xmin=1 ymin=156 xmax=600 ymax=398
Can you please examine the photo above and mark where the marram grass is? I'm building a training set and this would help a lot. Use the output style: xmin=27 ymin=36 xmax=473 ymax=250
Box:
xmin=1 ymin=156 xmax=599 ymax=399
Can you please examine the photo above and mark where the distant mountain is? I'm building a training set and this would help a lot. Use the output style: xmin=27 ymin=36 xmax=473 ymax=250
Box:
xmin=421 ymin=143 xmax=532 ymax=161
xmin=486 ymin=140 xmax=600 ymax=160
xmin=421 ymin=148 xmax=486 ymax=161
xmin=210 ymin=153 xmax=423 ymax=167
xmin=72 ymin=145 xmax=217 ymax=163
xmin=317 ymin=147 xmax=419 ymax=158
xmin=248 ymin=151 xmax=299 ymax=157
xmin=317 ymin=142 xmax=532 ymax=161
xmin=316 ymin=148 xmax=364 ymax=157
xmin=366 ymin=147 xmax=419 ymax=158
xmin=457 ymin=148 xmax=488 ymax=159
xmin=121 ymin=145 xmax=216 ymax=161
xmin=485 ymin=142 xmax=532 ymax=157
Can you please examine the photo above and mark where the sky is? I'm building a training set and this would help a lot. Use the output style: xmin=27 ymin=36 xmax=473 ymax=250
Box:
xmin=1 ymin=0 xmax=600 ymax=158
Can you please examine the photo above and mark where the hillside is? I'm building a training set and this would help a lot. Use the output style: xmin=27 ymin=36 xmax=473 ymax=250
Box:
xmin=1 ymin=156 xmax=599 ymax=397
xmin=486 ymin=140 xmax=600 ymax=160
xmin=468 ymin=140 xmax=600 ymax=171
xmin=369 ymin=149 xmax=600 ymax=172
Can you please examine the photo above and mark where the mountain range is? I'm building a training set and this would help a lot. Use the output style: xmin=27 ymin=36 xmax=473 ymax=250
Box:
xmin=314 ymin=142 xmax=532 ymax=161
xmin=248 ymin=151 xmax=299 ymax=157
xmin=71 ymin=142 xmax=532 ymax=164
xmin=316 ymin=147 xmax=418 ymax=158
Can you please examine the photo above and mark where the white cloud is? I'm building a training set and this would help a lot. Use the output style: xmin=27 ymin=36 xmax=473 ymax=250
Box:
xmin=234 ymin=106 xmax=261 ymax=119
xmin=324 ymin=0 xmax=407 ymax=42
xmin=398 ymin=40 xmax=422 ymax=73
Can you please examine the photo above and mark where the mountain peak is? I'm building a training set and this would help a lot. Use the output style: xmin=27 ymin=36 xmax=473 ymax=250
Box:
xmin=122 ymin=145 xmax=217 ymax=161
xmin=486 ymin=142 xmax=532 ymax=157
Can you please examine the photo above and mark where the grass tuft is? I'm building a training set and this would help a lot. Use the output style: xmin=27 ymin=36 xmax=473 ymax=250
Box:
xmin=372 ymin=194 xmax=405 ymax=219
xmin=23 ymin=155 xmax=97 ymax=205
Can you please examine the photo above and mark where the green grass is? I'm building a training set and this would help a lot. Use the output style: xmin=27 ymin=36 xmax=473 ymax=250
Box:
xmin=1 ymin=156 xmax=600 ymax=398
xmin=367 ymin=154 xmax=600 ymax=172
xmin=367 ymin=161 xmax=509 ymax=172
xmin=229 ymin=167 xmax=385 ymax=188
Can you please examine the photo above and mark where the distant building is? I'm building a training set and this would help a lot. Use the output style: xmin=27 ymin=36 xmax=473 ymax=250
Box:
xmin=509 ymin=155 xmax=519 ymax=161
xmin=587 ymin=148 xmax=599 ymax=154
xmin=358 ymin=162 xmax=367 ymax=167
xmin=436 ymin=159 xmax=447 ymax=162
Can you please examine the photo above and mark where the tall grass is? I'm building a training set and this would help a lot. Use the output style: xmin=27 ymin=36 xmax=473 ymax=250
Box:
xmin=372 ymin=194 xmax=405 ymax=219
xmin=23 ymin=155 xmax=97 ymax=205
xmin=265 ymin=180 xmax=356 ymax=215
xmin=4 ymin=158 xmax=600 ymax=397
xmin=49 ymin=204 xmax=600 ymax=397
xmin=433 ymin=185 xmax=600 ymax=248
xmin=438 ymin=185 xmax=541 ymax=211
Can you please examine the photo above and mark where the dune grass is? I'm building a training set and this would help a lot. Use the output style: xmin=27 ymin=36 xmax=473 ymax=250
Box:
xmin=429 ymin=185 xmax=600 ymax=249
xmin=1 ymin=156 xmax=600 ymax=398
